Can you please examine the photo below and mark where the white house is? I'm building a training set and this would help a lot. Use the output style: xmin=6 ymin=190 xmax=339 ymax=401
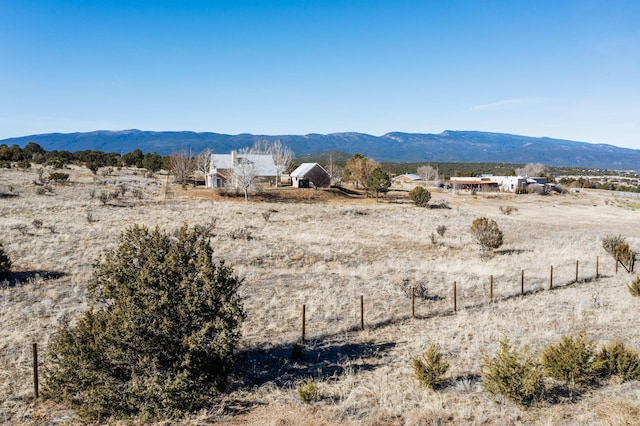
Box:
xmin=205 ymin=151 xmax=278 ymax=188
xmin=449 ymin=175 xmax=548 ymax=193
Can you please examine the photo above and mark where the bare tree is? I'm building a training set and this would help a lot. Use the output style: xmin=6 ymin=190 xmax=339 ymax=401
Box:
xmin=417 ymin=164 xmax=439 ymax=182
xmin=515 ymin=163 xmax=546 ymax=177
xmin=325 ymin=154 xmax=342 ymax=186
xmin=252 ymin=140 xmax=292 ymax=187
xmin=167 ymin=150 xmax=196 ymax=185
xmin=234 ymin=148 xmax=259 ymax=201
xmin=194 ymin=148 xmax=213 ymax=185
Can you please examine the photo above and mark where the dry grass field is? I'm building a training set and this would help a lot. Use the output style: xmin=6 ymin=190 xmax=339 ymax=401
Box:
xmin=1 ymin=165 xmax=639 ymax=425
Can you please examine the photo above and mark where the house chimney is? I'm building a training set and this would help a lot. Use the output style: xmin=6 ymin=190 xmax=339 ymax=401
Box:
xmin=231 ymin=150 xmax=237 ymax=165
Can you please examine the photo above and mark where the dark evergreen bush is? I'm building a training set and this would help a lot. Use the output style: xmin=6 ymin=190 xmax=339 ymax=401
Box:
xmin=43 ymin=224 xmax=245 ymax=420
xmin=541 ymin=332 xmax=602 ymax=388
xmin=413 ymin=343 xmax=449 ymax=390
xmin=409 ymin=186 xmax=431 ymax=207
xmin=596 ymin=340 xmax=640 ymax=382
xmin=0 ymin=243 xmax=11 ymax=280
xmin=482 ymin=338 xmax=545 ymax=408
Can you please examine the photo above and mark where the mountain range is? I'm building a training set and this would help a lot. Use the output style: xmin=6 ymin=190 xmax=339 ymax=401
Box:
xmin=2 ymin=129 xmax=639 ymax=170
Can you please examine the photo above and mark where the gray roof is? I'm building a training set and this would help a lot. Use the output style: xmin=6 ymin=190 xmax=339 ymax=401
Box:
xmin=290 ymin=163 xmax=326 ymax=178
xmin=210 ymin=153 xmax=277 ymax=176
xmin=394 ymin=173 xmax=421 ymax=181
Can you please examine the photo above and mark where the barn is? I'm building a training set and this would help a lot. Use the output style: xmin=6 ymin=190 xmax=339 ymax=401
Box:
xmin=290 ymin=163 xmax=331 ymax=188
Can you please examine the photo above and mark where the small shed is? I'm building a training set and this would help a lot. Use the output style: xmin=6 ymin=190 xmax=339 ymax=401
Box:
xmin=290 ymin=163 xmax=331 ymax=188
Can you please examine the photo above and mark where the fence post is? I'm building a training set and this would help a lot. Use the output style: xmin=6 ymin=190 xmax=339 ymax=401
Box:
xmin=550 ymin=265 xmax=553 ymax=290
xmin=576 ymin=260 xmax=579 ymax=282
xmin=453 ymin=281 xmax=457 ymax=312
xmin=596 ymin=256 xmax=599 ymax=279
xmin=521 ymin=270 xmax=524 ymax=295
xmin=616 ymin=257 xmax=619 ymax=273
xmin=360 ymin=295 xmax=364 ymax=330
xmin=33 ymin=343 xmax=39 ymax=400
xmin=301 ymin=304 xmax=306 ymax=343
xmin=411 ymin=287 xmax=415 ymax=319
xmin=490 ymin=275 xmax=493 ymax=301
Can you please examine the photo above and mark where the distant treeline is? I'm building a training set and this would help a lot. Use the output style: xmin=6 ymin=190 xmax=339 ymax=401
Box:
xmin=0 ymin=142 xmax=164 ymax=173
xmin=297 ymin=151 xmax=639 ymax=179
xmin=4 ymin=143 xmax=639 ymax=192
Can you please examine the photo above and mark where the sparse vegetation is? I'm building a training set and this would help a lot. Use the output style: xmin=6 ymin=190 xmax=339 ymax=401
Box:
xmin=469 ymin=217 xmax=503 ymax=256
xmin=412 ymin=343 xmax=449 ymax=390
xmin=228 ymin=226 xmax=253 ymax=240
xmin=2 ymin=164 xmax=640 ymax=425
xmin=499 ymin=205 xmax=518 ymax=215
xmin=482 ymin=338 xmax=545 ymax=408
xmin=297 ymin=379 xmax=319 ymax=404
xmin=628 ymin=276 xmax=640 ymax=297
xmin=48 ymin=172 xmax=69 ymax=182
xmin=602 ymin=234 xmax=635 ymax=267
xmin=602 ymin=234 xmax=626 ymax=255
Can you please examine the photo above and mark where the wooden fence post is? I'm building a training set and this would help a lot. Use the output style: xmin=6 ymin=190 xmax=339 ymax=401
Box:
xmin=550 ymin=265 xmax=553 ymax=290
xmin=453 ymin=281 xmax=457 ymax=312
xmin=360 ymin=295 xmax=364 ymax=330
xmin=411 ymin=287 xmax=415 ymax=319
xmin=596 ymin=256 xmax=599 ymax=279
xmin=576 ymin=260 xmax=579 ymax=282
xmin=490 ymin=275 xmax=493 ymax=301
xmin=521 ymin=270 xmax=524 ymax=295
xmin=33 ymin=343 xmax=39 ymax=399
xmin=301 ymin=304 xmax=306 ymax=343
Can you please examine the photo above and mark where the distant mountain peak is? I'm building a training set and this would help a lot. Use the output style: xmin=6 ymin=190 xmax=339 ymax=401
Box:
xmin=1 ymin=129 xmax=638 ymax=170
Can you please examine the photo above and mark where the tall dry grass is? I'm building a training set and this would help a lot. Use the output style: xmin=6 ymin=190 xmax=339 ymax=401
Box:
xmin=1 ymin=165 xmax=639 ymax=425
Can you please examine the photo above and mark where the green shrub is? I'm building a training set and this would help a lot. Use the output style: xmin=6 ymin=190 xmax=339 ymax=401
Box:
xmin=629 ymin=276 xmax=640 ymax=297
xmin=297 ymin=379 xmax=319 ymax=404
xmin=541 ymin=332 xmax=602 ymax=387
xmin=409 ymin=186 xmax=431 ymax=207
xmin=469 ymin=217 xmax=503 ymax=256
xmin=413 ymin=343 xmax=449 ymax=390
xmin=43 ymin=224 xmax=245 ymax=420
xmin=596 ymin=341 xmax=640 ymax=382
xmin=48 ymin=172 xmax=69 ymax=182
xmin=482 ymin=338 xmax=545 ymax=408
xmin=0 ymin=243 xmax=11 ymax=281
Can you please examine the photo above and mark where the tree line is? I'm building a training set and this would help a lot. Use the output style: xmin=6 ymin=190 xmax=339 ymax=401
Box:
xmin=0 ymin=142 xmax=165 ymax=173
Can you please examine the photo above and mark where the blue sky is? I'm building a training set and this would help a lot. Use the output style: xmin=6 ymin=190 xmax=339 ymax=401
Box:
xmin=1 ymin=0 xmax=639 ymax=149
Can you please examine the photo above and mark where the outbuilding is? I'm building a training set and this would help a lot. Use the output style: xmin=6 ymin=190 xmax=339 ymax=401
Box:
xmin=290 ymin=163 xmax=331 ymax=188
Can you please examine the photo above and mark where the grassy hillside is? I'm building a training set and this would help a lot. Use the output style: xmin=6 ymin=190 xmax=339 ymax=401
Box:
xmin=1 ymin=165 xmax=639 ymax=424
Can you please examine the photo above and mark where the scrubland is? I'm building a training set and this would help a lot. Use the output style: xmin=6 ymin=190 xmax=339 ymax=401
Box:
xmin=1 ymin=165 xmax=639 ymax=425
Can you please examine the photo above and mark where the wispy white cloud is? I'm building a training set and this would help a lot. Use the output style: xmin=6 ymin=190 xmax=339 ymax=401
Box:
xmin=470 ymin=97 xmax=566 ymax=111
